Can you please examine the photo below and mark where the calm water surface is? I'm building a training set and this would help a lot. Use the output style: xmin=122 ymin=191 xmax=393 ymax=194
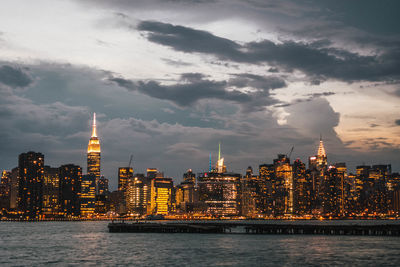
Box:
xmin=1 ymin=221 xmax=400 ymax=266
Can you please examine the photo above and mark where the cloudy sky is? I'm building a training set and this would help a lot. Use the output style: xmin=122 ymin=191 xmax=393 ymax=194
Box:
xmin=1 ymin=0 xmax=399 ymax=189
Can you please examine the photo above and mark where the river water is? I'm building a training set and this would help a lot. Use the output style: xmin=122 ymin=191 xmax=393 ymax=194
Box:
xmin=1 ymin=221 xmax=400 ymax=266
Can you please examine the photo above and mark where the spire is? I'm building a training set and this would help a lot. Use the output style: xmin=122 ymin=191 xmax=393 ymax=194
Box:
xmin=91 ymin=113 xmax=97 ymax=137
xmin=218 ymin=142 xmax=221 ymax=161
xmin=209 ymin=153 xmax=212 ymax=172
xmin=317 ymin=135 xmax=326 ymax=157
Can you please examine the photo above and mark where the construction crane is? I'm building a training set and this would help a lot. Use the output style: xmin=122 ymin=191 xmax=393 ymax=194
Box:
xmin=287 ymin=146 xmax=294 ymax=159
xmin=128 ymin=154 xmax=133 ymax=168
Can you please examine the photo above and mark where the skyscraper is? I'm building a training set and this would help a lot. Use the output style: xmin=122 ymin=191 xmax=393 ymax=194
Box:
xmin=321 ymin=166 xmax=342 ymax=216
xmin=97 ymin=176 xmax=109 ymax=196
xmin=0 ymin=170 xmax=11 ymax=210
xmin=87 ymin=113 xmax=101 ymax=190
xmin=183 ymin=169 xmax=196 ymax=184
xmin=309 ymin=136 xmax=328 ymax=209
xmin=118 ymin=167 xmax=133 ymax=192
xmin=198 ymin=172 xmax=241 ymax=216
xmin=18 ymin=152 xmax=44 ymax=218
xmin=126 ymin=174 xmax=148 ymax=215
xmin=150 ymin=177 xmax=173 ymax=215
xmin=42 ymin=166 xmax=60 ymax=217
xmin=316 ymin=136 xmax=327 ymax=170
xmin=293 ymin=159 xmax=312 ymax=215
xmin=81 ymin=174 xmax=96 ymax=217
xmin=59 ymin=164 xmax=82 ymax=217
xmin=274 ymin=154 xmax=293 ymax=215
xmin=96 ymin=176 xmax=109 ymax=214
xmin=259 ymin=164 xmax=275 ymax=215
xmin=9 ymin=167 xmax=19 ymax=210
xmin=216 ymin=143 xmax=227 ymax=173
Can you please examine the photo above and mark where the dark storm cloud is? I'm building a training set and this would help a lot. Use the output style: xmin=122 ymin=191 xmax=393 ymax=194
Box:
xmin=0 ymin=65 xmax=33 ymax=88
xmin=109 ymin=73 xmax=285 ymax=111
xmin=137 ymin=21 xmax=241 ymax=59
xmin=138 ymin=21 xmax=400 ymax=83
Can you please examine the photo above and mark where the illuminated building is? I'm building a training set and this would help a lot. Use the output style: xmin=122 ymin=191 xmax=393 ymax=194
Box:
xmin=175 ymin=185 xmax=184 ymax=211
xmin=293 ymin=159 xmax=312 ymax=215
xmin=354 ymin=164 xmax=391 ymax=214
xmin=149 ymin=177 xmax=173 ymax=215
xmin=175 ymin=180 xmax=196 ymax=213
xmin=321 ymin=166 xmax=343 ymax=216
xmin=97 ymin=176 xmax=109 ymax=196
xmin=387 ymin=173 xmax=400 ymax=213
xmin=241 ymin=166 xmax=260 ymax=217
xmin=274 ymin=154 xmax=293 ymax=215
xmin=215 ymin=143 xmax=227 ymax=173
xmin=147 ymin=168 xmax=158 ymax=180
xmin=347 ymin=173 xmax=360 ymax=213
xmin=183 ymin=169 xmax=196 ymax=184
xmin=259 ymin=164 xmax=275 ymax=215
xmin=1 ymin=170 xmax=11 ymax=190
xmin=0 ymin=170 xmax=11 ymax=210
xmin=126 ymin=174 xmax=149 ymax=215
xmin=9 ymin=167 xmax=19 ymax=210
xmin=87 ymin=113 xmax=101 ymax=191
xmin=18 ymin=151 xmax=44 ymax=218
xmin=59 ymin=164 xmax=82 ymax=217
xmin=108 ymin=190 xmax=125 ymax=214
xmin=118 ymin=167 xmax=133 ymax=192
xmin=334 ymin=163 xmax=349 ymax=214
xmin=42 ymin=166 xmax=60 ymax=217
xmin=117 ymin=168 xmax=133 ymax=213
xmin=316 ymin=137 xmax=327 ymax=169
xmin=198 ymin=172 xmax=241 ymax=216
xmin=391 ymin=174 xmax=400 ymax=213
xmin=95 ymin=176 xmax=109 ymax=214
xmin=80 ymin=174 xmax=96 ymax=216
xmin=368 ymin=165 xmax=390 ymax=214
xmin=308 ymin=136 xmax=328 ymax=210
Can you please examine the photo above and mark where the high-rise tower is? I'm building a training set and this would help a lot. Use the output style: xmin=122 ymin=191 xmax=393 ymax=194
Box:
xmin=87 ymin=113 xmax=101 ymax=190
xmin=18 ymin=151 xmax=44 ymax=218
xmin=216 ymin=142 xmax=226 ymax=173
xmin=316 ymin=135 xmax=327 ymax=169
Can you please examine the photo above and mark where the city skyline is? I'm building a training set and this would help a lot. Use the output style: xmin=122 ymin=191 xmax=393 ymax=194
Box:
xmin=0 ymin=127 xmax=397 ymax=191
xmin=0 ymin=1 xmax=399 ymax=185
xmin=1 ymin=141 xmax=397 ymax=219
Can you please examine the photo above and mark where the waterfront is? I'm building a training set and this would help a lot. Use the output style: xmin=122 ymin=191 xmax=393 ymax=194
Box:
xmin=1 ymin=221 xmax=400 ymax=266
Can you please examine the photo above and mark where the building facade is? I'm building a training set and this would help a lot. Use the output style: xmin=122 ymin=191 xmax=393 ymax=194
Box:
xmin=59 ymin=164 xmax=82 ymax=217
xmin=18 ymin=151 xmax=44 ymax=218
xmin=87 ymin=113 xmax=101 ymax=191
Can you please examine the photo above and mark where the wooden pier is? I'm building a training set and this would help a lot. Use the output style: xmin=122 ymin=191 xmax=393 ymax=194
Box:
xmin=244 ymin=224 xmax=400 ymax=236
xmin=108 ymin=221 xmax=400 ymax=236
xmin=108 ymin=222 xmax=227 ymax=233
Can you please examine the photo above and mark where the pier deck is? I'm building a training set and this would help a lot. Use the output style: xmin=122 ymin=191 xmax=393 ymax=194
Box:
xmin=108 ymin=221 xmax=400 ymax=236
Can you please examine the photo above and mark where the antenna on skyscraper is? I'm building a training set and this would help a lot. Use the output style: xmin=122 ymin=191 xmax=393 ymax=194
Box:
xmin=218 ymin=142 xmax=221 ymax=161
xmin=287 ymin=146 xmax=294 ymax=159
xmin=209 ymin=153 xmax=212 ymax=172
xmin=128 ymin=155 xmax=133 ymax=168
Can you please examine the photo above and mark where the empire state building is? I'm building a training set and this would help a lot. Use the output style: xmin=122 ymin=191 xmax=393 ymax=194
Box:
xmin=87 ymin=113 xmax=101 ymax=186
